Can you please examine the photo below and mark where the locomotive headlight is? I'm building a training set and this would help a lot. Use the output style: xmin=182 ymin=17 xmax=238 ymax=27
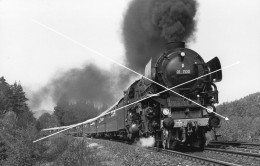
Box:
xmin=206 ymin=106 xmax=214 ymax=113
xmin=162 ymin=108 xmax=170 ymax=116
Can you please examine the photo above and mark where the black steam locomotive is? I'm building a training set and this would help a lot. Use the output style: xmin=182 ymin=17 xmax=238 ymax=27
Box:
xmin=118 ymin=42 xmax=222 ymax=150
xmin=43 ymin=42 xmax=222 ymax=150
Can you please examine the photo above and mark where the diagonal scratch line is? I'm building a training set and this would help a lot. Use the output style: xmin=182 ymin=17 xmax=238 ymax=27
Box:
xmin=32 ymin=19 xmax=239 ymax=142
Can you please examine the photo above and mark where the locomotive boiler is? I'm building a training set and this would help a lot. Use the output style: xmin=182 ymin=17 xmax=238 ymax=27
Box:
xmin=123 ymin=42 xmax=222 ymax=150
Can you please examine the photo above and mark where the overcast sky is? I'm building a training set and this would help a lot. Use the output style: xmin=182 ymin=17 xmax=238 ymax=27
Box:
xmin=0 ymin=0 xmax=260 ymax=112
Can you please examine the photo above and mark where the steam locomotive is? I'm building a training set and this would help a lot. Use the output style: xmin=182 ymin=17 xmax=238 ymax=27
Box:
xmin=43 ymin=42 xmax=222 ymax=150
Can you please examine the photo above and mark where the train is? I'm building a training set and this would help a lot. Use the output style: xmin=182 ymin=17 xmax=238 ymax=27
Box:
xmin=42 ymin=42 xmax=222 ymax=150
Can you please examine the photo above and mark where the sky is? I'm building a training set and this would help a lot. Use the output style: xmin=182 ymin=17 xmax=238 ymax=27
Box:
xmin=0 ymin=0 xmax=260 ymax=114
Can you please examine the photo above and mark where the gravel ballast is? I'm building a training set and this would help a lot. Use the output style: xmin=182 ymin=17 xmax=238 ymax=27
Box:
xmin=85 ymin=138 xmax=202 ymax=166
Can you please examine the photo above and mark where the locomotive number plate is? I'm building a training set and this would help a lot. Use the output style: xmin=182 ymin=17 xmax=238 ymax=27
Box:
xmin=176 ymin=69 xmax=191 ymax=75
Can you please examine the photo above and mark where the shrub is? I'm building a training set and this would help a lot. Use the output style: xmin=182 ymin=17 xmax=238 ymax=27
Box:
xmin=1 ymin=119 xmax=102 ymax=166
xmin=0 ymin=124 xmax=38 ymax=166
xmin=54 ymin=139 xmax=102 ymax=166
xmin=39 ymin=134 xmax=73 ymax=162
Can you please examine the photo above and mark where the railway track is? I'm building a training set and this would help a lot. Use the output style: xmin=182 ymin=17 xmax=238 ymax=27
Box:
xmin=208 ymin=141 xmax=244 ymax=147
xmin=147 ymin=147 xmax=240 ymax=166
xmin=87 ymin=137 xmax=260 ymax=165
xmin=237 ymin=143 xmax=260 ymax=151
xmin=240 ymin=143 xmax=260 ymax=147
xmin=208 ymin=141 xmax=260 ymax=148
xmin=208 ymin=141 xmax=260 ymax=153
xmin=89 ymin=137 xmax=239 ymax=165
xmin=91 ymin=136 xmax=260 ymax=165
xmin=198 ymin=147 xmax=260 ymax=166
xmin=205 ymin=147 xmax=260 ymax=159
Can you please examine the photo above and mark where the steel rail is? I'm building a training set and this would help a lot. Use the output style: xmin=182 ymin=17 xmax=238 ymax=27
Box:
xmin=208 ymin=141 xmax=260 ymax=148
xmin=148 ymin=147 xmax=239 ymax=166
xmin=240 ymin=143 xmax=260 ymax=147
xmin=205 ymin=147 xmax=260 ymax=158
xmin=86 ymin=137 xmax=239 ymax=166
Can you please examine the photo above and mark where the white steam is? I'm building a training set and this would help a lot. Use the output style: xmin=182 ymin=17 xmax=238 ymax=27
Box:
xmin=205 ymin=131 xmax=214 ymax=146
xmin=137 ymin=136 xmax=155 ymax=147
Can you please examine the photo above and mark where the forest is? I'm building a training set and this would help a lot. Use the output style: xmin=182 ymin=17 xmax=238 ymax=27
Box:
xmin=216 ymin=92 xmax=260 ymax=142
xmin=0 ymin=77 xmax=38 ymax=165
xmin=0 ymin=76 xmax=102 ymax=165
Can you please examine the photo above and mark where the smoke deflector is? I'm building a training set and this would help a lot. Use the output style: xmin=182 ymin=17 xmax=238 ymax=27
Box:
xmin=206 ymin=57 xmax=222 ymax=82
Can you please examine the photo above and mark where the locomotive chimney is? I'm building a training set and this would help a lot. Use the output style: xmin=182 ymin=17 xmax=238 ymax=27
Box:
xmin=165 ymin=42 xmax=185 ymax=51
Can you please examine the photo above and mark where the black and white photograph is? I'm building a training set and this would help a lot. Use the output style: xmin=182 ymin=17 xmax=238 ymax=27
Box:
xmin=0 ymin=0 xmax=260 ymax=165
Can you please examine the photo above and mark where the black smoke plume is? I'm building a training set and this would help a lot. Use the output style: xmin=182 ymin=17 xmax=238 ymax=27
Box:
xmin=29 ymin=0 xmax=198 ymax=116
xmin=123 ymin=0 xmax=198 ymax=72
xmin=29 ymin=64 xmax=131 ymax=113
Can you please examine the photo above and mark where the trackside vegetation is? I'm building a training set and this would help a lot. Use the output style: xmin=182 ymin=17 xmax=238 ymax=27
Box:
xmin=216 ymin=92 xmax=260 ymax=142
xmin=0 ymin=76 xmax=101 ymax=166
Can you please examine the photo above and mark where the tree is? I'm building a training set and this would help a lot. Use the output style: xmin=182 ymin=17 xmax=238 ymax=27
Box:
xmin=36 ymin=112 xmax=59 ymax=130
xmin=0 ymin=77 xmax=38 ymax=165
xmin=52 ymin=95 xmax=109 ymax=127
xmin=0 ymin=77 xmax=13 ymax=117
xmin=53 ymin=96 xmax=70 ymax=126
xmin=61 ymin=109 xmax=77 ymax=126
xmin=16 ymin=110 xmax=35 ymax=128
xmin=11 ymin=82 xmax=29 ymax=114
xmin=11 ymin=82 xmax=35 ymax=128
xmin=54 ymin=106 xmax=67 ymax=126
xmin=0 ymin=78 xmax=35 ymax=128
xmin=217 ymin=92 xmax=260 ymax=142
xmin=1 ymin=111 xmax=17 ymax=128
xmin=72 ymin=100 xmax=97 ymax=122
